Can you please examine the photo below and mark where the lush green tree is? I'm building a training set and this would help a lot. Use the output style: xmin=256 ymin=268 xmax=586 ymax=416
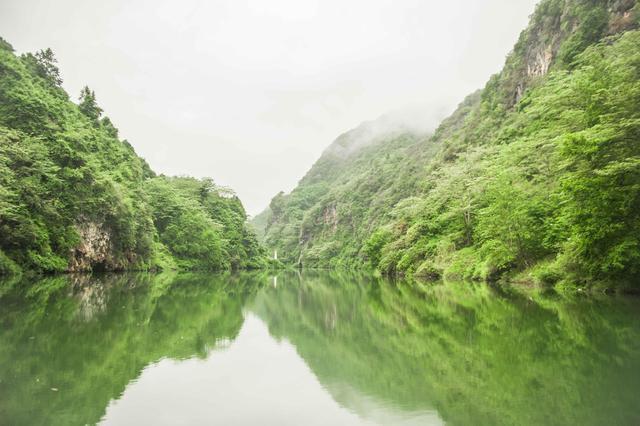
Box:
xmin=20 ymin=48 xmax=63 ymax=89
xmin=78 ymin=86 xmax=102 ymax=122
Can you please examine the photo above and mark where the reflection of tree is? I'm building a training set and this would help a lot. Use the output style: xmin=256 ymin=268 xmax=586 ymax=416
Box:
xmin=2 ymin=271 xmax=639 ymax=426
xmin=252 ymin=272 xmax=640 ymax=426
xmin=0 ymin=272 xmax=266 ymax=426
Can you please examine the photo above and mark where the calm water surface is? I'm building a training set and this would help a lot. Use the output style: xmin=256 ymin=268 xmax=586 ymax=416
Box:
xmin=1 ymin=271 xmax=639 ymax=425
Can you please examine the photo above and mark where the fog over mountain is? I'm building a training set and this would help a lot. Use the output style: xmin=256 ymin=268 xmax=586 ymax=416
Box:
xmin=0 ymin=0 xmax=538 ymax=214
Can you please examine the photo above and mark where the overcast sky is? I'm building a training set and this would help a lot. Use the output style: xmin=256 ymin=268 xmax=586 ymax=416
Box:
xmin=0 ymin=0 xmax=538 ymax=215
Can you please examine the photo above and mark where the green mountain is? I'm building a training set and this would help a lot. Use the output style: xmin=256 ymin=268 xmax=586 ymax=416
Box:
xmin=0 ymin=40 xmax=267 ymax=274
xmin=257 ymin=0 xmax=640 ymax=290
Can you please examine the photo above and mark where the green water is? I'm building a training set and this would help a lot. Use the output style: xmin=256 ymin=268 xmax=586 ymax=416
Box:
xmin=1 ymin=272 xmax=639 ymax=425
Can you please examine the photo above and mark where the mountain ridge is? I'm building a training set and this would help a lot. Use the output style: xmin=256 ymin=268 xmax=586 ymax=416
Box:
xmin=256 ymin=0 xmax=640 ymax=289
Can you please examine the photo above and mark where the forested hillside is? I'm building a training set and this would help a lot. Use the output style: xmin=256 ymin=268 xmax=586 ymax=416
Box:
xmin=0 ymin=39 xmax=266 ymax=274
xmin=257 ymin=0 xmax=640 ymax=289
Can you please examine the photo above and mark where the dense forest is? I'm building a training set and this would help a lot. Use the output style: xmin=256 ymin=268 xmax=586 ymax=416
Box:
xmin=0 ymin=39 xmax=267 ymax=275
xmin=256 ymin=0 xmax=640 ymax=290
xmin=1 ymin=0 xmax=639 ymax=290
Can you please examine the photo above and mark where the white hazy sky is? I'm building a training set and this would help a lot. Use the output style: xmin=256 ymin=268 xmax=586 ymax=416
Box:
xmin=0 ymin=0 xmax=538 ymax=215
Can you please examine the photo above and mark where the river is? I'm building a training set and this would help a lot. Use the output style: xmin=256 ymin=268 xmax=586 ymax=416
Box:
xmin=1 ymin=271 xmax=639 ymax=425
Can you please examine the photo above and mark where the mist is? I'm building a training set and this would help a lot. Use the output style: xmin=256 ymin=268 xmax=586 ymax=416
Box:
xmin=0 ymin=0 xmax=539 ymax=215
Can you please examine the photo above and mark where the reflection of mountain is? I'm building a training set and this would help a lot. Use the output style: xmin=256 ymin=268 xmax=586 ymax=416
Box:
xmin=325 ymin=381 xmax=444 ymax=426
xmin=252 ymin=272 xmax=640 ymax=426
xmin=0 ymin=273 xmax=265 ymax=426
xmin=2 ymin=272 xmax=640 ymax=426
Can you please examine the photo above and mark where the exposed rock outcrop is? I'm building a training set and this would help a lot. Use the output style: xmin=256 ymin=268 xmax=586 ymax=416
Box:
xmin=322 ymin=204 xmax=339 ymax=233
xmin=506 ymin=0 xmax=637 ymax=105
xmin=68 ymin=220 xmax=118 ymax=272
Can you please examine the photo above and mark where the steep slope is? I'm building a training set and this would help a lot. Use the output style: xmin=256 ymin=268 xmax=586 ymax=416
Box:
xmin=258 ymin=0 xmax=640 ymax=289
xmin=258 ymin=114 xmax=437 ymax=267
xmin=0 ymin=39 xmax=266 ymax=274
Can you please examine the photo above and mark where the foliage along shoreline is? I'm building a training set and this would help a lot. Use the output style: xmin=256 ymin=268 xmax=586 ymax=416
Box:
xmin=2 ymin=0 xmax=640 ymax=294
xmin=255 ymin=0 xmax=640 ymax=292
xmin=0 ymin=38 xmax=270 ymax=276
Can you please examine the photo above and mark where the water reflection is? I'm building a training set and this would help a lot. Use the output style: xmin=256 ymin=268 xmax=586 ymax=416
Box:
xmin=1 ymin=271 xmax=639 ymax=425
xmin=0 ymin=273 xmax=259 ymax=426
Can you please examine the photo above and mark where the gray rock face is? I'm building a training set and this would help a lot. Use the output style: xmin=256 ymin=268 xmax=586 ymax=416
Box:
xmin=508 ymin=0 xmax=638 ymax=105
xmin=68 ymin=220 xmax=116 ymax=272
